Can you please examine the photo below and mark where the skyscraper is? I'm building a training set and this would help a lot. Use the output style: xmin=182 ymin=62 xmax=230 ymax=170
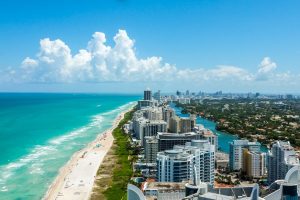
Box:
xmin=229 ymin=140 xmax=261 ymax=171
xmin=157 ymin=132 xmax=202 ymax=152
xmin=153 ymin=90 xmax=161 ymax=102
xmin=243 ymin=149 xmax=266 ymax=178
xmin=133 ymin=119 xmax=167 ymax=145
xmin=157 ymin=148 xmax=193 ymax=182
xmin=157 ymin=140 xmax=215 ymax=184
xmin=144 ymin=88 xmax=152 ymax=100
xmin=186 ymin=90 xmax=190 ymax=96
xmin=169 ymin=116 xmax=195 ymax=133
xmin=267 ymin=141 xmax=299 ymax=184
xmin=162 ymin=106 xmax=175 ymax=129
xmin=144 ymin=136 xmax=158 ymax=163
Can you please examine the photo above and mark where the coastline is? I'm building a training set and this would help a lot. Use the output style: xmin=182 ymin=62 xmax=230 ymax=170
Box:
xmin=43 ymin=107 xmax=133 ymax=200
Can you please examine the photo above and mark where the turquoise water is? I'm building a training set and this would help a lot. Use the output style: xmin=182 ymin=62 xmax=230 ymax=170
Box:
xmin=171 ymin=104 xmax=268 ymax=153
xmin=0 ymin=93 xmax=139 ymax=200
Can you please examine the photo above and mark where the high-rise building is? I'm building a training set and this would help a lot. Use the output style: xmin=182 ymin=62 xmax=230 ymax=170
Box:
xmin=180 ymin=116 xmax=196 ymax=133
xmin=169 ymin=116 xmax=180 ymax=133
xmin=144 ymin=136 xmax=158 ymax=163
xmin=132 ymin=116 xmax=147 ymax=138
xmin=132 ymin=117 xmax=167 ymax=145
xmin=142 ymin=107 xmax=163 ymax=120
xmin=157 ymin=132 xmax=202 ymax=152
xmin=229 ymin=140 xmax=261 ymax=171
xmin=186 ymin=90 xmax=190 ymax=96
xmin=169 ymin=116 xmax=195 ymax=133
xmin=190 ymin=140 xmax=215 ymax=184
xmin=137 ymin=100 xmax=156 ymax=109
xmin=194 ymin=125 xmax=218 ymax=149
xmin=157 ymin=140 xmax=215 ymax=184
xmin=137 ymin=89 xmax=158 ymax=109
xmin=144 ymin=88 xmax=152 ymax=100
xmin=267 ymin=141 xmax=299 ymax=184
xmin=142 ymin=120 xmax=167 ymax=138
xmin=162 ymin=106 xmax=175 ymax=129
xmin=153 ymin=90 xmax=161 ymax=102
xmin=145 ymin=132 xmax=210 ymax=165
xmin=141 ymin=120 xmax=167 ymax=145
xmin=157 ymin=148 xmax=193 ymax=183
xmin=243 ymin=149 xmax=266 ymax=178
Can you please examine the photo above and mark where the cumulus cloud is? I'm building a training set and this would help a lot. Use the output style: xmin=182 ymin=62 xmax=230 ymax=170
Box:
xmin=22 ymin=57 xmax=38 ymax=69
xmin=15 ymin=30 xmax=179 ymax=83
xmin=258 ymin=57 xmax=277 ymax=74
xmin=255 ymin=57 xmax=277 ymax=81
xmin=0 ymin=29 xmax=298 ymax=89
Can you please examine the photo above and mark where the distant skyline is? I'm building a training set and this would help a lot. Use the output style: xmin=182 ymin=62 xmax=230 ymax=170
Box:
xmin=0 ymin=0 xmax=300 ymax=93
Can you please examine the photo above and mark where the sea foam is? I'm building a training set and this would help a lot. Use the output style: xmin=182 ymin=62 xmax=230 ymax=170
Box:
xmin=0 ymin=101 xmax=136 ymax=198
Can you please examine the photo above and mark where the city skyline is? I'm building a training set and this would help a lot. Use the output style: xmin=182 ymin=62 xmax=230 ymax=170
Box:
xmin=0 ymin=0 xmax=300 ymax=93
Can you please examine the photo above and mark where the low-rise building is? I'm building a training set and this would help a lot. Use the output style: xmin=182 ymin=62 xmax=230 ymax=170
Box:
xmin=143 ymin=182 xmax=186 ymax=200
xmin=178 ymin=98 xmax=191 ymax=104
xmin=128 ymin=182 xmax=261 ymax=200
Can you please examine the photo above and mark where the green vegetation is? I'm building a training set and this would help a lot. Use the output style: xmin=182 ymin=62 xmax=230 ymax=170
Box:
xmin=104 ymin=109 xmax=137 ymax=200
xmin=177 ymin=98 xmax=300 ymax=147
xmin=215 ymin=173 xmax=235 ymax=185
xmin=90 ymin=109 xmax=138 ymax=200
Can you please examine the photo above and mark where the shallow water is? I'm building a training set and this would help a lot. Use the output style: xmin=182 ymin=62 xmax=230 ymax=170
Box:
xmin=0 ymin=93 xmax=139 ymax=200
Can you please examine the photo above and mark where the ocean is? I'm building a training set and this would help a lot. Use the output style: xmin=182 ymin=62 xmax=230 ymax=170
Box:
xmin=0 ymin=93 xmax=139 ymax=200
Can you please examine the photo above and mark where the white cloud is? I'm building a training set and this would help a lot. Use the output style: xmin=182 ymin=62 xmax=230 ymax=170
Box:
xmin=255 ymin=57 xmax=277 ymax=81
xmin=258 ymin=57 xmax=277 ymax=74
xmin=1 ymin=29 xmax=299 ymax=92
xmin=15 ymin=30 xmax=179 ymax=83
xmin=205 ymin=65 xmax=254 ymax=81
xmin=21 ymin=57 xmax=38 ymax=69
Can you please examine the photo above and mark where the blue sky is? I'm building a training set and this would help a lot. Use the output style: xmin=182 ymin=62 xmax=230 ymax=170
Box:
xmin=0 ymin=0 xmax=299 ymax=93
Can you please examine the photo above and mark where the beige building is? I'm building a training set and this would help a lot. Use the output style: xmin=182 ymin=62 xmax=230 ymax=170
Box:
xmin=169 ymin=116 xmax=180 ymax=133
xmin=243 ymin=148 xmax=266 ymax=178
xmin=169 ymin=116 xmax=195 ymax=133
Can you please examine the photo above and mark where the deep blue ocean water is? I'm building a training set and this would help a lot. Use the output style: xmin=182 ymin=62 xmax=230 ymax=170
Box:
xmin=0 ymin=93 xmax=139 ymax=200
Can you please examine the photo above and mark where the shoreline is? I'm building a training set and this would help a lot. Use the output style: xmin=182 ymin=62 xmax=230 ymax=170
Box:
xmin=43 ymin=107 xmax=132 ymax=200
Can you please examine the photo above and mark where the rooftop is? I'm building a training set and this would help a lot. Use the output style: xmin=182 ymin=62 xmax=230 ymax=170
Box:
xmin=144 ymin=182 xmax=186 ymax=191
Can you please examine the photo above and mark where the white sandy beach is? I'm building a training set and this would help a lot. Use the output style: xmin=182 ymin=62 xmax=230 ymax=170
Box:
xmin=43 ymin=111 xmax=127 ymax=200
